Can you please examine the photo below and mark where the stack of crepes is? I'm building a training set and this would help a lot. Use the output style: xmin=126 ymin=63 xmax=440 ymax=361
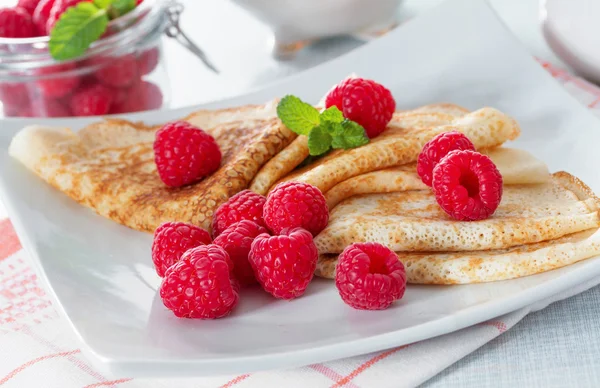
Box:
xmin=10 ymin=101 xmax=600 ymax=284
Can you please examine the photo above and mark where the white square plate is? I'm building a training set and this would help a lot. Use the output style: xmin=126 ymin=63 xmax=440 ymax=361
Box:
xmin=1 ymin=0 xmax=600 ymax=378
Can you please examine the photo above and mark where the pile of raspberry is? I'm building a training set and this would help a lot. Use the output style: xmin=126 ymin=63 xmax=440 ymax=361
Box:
xmin=416 ymin=131 xmax=504 ymax=221
xmin=0 ymin=0 xmax=160 ymax=118
xmin=150 ymin=75 xmax=408 ymax=318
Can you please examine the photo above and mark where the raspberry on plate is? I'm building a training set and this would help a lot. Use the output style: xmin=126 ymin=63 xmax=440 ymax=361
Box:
xmin=324 ymin=77 xmax=396 ymax=138
xmin=151 ymin=221 xmax=212 ymax=277
xmin=18 ymin=0 xmax=41 ymax=16
xmin=69 ymin=84 xmax=113 ymax=116
xmin=432 ymin=149 xmax=503 ymax=221
xmin=213 ymin=220 xmax=268 ymax=286
xmin=0 ymin=7 xmax=36 ymax=38
xmin=153 ymin=121 xmax=222 ymax=187
xmin=37 ymin=63 xmax=81 ymax=98
xmin=32 ymin=0 xmax=54 ymax=36
xmin=417 ymin=131 xmax=475 ymax=187
xmin=95 ymin=54 xmax=140 ymax=88
xmin=335 ymin=242 xmax=406 ymax=310
xmin=160 ymin=244 xmax=239 ymax=319
xmin=212 ymin=189 xmax=266 ymax=237
xmin=263 ymin=181 xmax=328 ymax=236
xmin=249 ymin=227 xmax=318 ymax=299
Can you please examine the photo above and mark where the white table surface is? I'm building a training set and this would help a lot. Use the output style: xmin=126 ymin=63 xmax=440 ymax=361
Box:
xmin=2 ymin=0 xmax=599 ymax=386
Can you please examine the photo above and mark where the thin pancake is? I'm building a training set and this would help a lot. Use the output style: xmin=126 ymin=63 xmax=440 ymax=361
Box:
xmin=276 ymin=107 xmax=521 ymax=193
xmin=316 ymin=229 xmax=600 ymax=284
xmin=324 ymin=147 xmax=550 ymax=209
xmin=9 ymin=101 xmax=296 ymax=233
xmin=251 ymin=103 xmax=469 ymax=195
xmin=314 ymin=172 xmax=600 ymax=254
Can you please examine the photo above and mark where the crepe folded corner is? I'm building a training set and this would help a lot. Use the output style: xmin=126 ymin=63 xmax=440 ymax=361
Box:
xmin=8 ymin=100 xmax=296 ymax=234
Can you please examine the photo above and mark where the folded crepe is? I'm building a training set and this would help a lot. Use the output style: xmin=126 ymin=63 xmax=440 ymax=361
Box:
xmin=315 ymin=172 xmax=600 ymax=254
xmin=9 ymin=101 xmax=296 ymax=233
xmin=323 ymin=147 xmax=551 ymax=209
xmin=274 ymin=107 xmax=521 ymax=193
xmin=249 ymin=103 xmax=470 ymax=195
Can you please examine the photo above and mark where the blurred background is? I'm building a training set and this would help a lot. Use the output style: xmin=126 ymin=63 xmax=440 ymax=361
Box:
xmin=0 ymin=0 xmax=594 ymax=115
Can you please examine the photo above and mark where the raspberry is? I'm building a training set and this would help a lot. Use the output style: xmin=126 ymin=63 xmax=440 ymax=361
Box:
xmin=160 ymin=244 xmax=239 ymax=319
xmin=0 ymin=82 xmax=29 ymax=110
xmin=432 ymin=150 xmax=503 ymax=221
xmin=69 ymin=84 xmax=113 ymax=116
xmin=212 ymin=190 xmax=266 ymax=237
xmin=32 ymin=0 xmax=54 ymax=36
xmin=137 ymin=47 xmax=159 ymax=75
xmin=95 ymin=54 xmax=140 ymax=88
xmin=263 ymin=182 xmax=329 ymax=236
xmin=153 ymin=121 xmax=221 ymax=187
xmin=0 ymin=7 xmax=36 ymax=38
xmin=30 ymin=97 xmax=69 ymax=117
xmin=111 ymin=81 xmax=162 ymax=113
xmin=417 ymin=131 xmax=475 ymax=187
xmin=249 ymin=227 xmax=317 ymax=299
xmin=325 ymin=77 xmax=395 ymax=138
xmin=18 ymin=0 xmax=41 ymax=16
xmin=46 ymin=0 xmax=90 ymax=33
xmin=151 ymin=221 xmax=212 ymax=277
xmin=213 ymin=220 xmax=267 ymax=286
xmin=37 ymin=63 xmax=80 ymax=98
xmin=335 ymin=242 xmax=406 ymax=310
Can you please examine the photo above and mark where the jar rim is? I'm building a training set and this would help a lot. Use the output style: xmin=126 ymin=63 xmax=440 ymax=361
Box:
xmin=0 ymin=0 xmax=167 ymax=70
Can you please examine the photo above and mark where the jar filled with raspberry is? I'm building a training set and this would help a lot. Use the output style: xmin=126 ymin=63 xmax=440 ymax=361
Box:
xmin=0 ymin=0 xmax=171 ymax=117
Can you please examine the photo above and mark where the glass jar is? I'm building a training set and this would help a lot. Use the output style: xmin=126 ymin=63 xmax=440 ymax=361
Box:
xmin=0 ymin=0 xmax=170 ymax=118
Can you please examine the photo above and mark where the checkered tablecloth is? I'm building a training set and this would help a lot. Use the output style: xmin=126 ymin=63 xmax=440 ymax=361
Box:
xmin=1 ymin=60 xmax=599 ymax=388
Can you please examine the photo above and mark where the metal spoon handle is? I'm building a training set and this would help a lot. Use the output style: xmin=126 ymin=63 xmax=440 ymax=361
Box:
xmin=164 ymin=3 xmax=219 ymax=74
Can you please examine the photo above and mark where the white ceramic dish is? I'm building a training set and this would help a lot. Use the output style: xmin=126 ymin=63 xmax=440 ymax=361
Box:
xmin=1 ymin=0 xmax=600 ymax=378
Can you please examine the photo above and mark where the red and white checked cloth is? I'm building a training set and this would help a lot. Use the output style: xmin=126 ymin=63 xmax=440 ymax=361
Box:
xmin=1 ymin=61 xmax=600 ymax=388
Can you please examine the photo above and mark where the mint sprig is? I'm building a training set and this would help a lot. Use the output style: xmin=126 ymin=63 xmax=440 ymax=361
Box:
xmin=49 ymin=0 xmax=139 ymax=61
xmin=277 ymin=96 xmax=369 ymax=156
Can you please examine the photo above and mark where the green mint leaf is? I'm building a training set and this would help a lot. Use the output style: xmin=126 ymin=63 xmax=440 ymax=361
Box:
xmin=108 ymin=0 xmax=136 ymax=18
xmin=277 ymin=95 xmax=320 ymax=135
xmin=93 ymin=0 xmax=113 ymax=9
xmin=49 ymin=3 xmax=108 ymax=61
xmin=307 ymin=123 xmax=333 ymax=156
xmin=320 ymin=106 xmax=344 ymax=123
xmin=331 ymin=120 xmax=369 ymax=150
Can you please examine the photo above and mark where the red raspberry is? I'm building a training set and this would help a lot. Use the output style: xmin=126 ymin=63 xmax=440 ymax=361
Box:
xmin=37 ymin=63 xmax=80 ymax=98
xmin=32 ymin=0 xmax=54 ymax=36
xmin=213 ymin=220 xmax=267 ymax=286
xmin=160 ymin=244 xmax=239 ymax=319
xmin=417 ymin=131 xmax=475 ymax=187
xmin=46 ymin=0 xmax=90 ymax=33
xmin=335 ymin=242 xmax=406 ymax=310
xmin=263 ymin=182 xmax=329 ymax=236
xmin=432 ymin=150 xmax=503 ymax=221
xmin=111 ymin=81 xmax=162 ymax=113
xmin=153 ymin=121 xmax=221 ymax=187
xmin=0 ymin=82 xmax=30 ymax=110
xmin=69 ymin=84 xmax=113 ymax=116
xmin=18 ymin=0 xmax=41 ymax=16
xmin=249 ymin=227 xmax=317 ymax=299
xmin=324 ymin=77 xmax=395 ymax=138
xmin=151 ymin=221 xmax=211 ymax=277
xmin=137 ymin=47 xmax=159 ymax=75
xmin=0 ymin=7 xmax=36 ymax=38
xmin=30 ymin=97 xmax=70 ymax=117
xmin=212 ymin=190 xmax=266 ymax=237
xmin=95 ymin=54 xmax=140 ymax=88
